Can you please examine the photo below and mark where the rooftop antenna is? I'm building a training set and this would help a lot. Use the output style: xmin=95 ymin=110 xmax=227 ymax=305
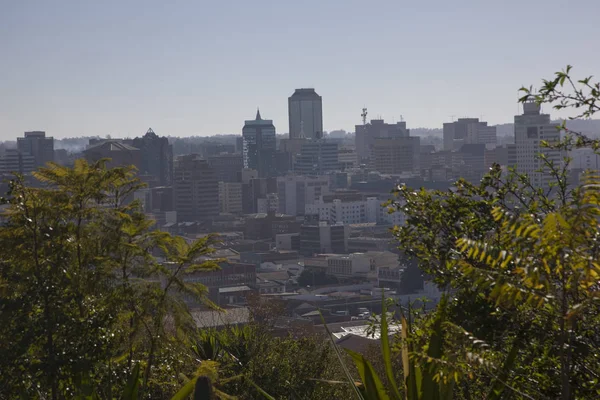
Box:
xmin=361 ymin=108 xmax=368 ymax=125
xmin=450 ymin=115 xmax=456 ymax=122
xmin=400 ymin=115 xmax=404 ymax=122
xmin=299 ymin=120 xmax=306 ymax=139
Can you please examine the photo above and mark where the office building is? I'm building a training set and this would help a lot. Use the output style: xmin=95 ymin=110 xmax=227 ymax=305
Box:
xmin=514 ymin=101 xmax=562 ymax=188
xmin=245 ymin=212 xmax=300 ymax=240
xmin=208 ymin=153 xmax=243 ymax=183
xmin=218 ymin=182 xmax=243 ymax=214
xmin=0 ymin=149 xmax=35 ymax=175
xmin=453 ymin=143 xmax=486 ymax=183
xmin=17 ymin=131 xmax=54 ymax=169
xmin=131 ymin=128 xmax=173 ymax=186
xmin=294 ymin=140 xmax=339 ymax=175
xmin=277 ymin=175 xmax=330 ymax=216
xmin=257 ymin=193 xmax=279 ymax=214
xmin=299 ymin=221 xmax=349 ymax=256
xmin=338 ymin=148 xmax=358 ymax=170
xmin=173 ymin=155 xmax=219 ymax=222
xmin=372 ymin=137 xmax=420 ymax=175
xmin=242 ymin=110 xmax=276 ymax=178
xmin=355 ymin=119 xmax=409 ymax=162
xmin=242 ymin=176 xmax=277 ymax=214
xmin=83 ymin=140 xmax=142 ymax=170
xmin=288 ymin=88 xmax=323 ymax=140
xmin=443 ymin=118 xmax=497 ymax=151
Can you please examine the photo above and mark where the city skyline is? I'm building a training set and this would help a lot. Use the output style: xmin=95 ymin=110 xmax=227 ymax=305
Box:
xmin=1 ymin=0 xmax=599 ymax=139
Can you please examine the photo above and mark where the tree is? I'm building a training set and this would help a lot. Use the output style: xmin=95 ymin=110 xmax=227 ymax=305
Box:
xmin=0 ymin=160 xmax=218 ymax=398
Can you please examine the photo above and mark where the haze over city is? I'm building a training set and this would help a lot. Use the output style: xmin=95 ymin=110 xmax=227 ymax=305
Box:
xmin=2 ymin=0 xmax=599 ymax=139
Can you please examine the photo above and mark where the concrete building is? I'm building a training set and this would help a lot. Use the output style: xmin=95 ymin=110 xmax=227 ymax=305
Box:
xmin=294 ymin=140 xmax=339 ymax=175
xmin=242 ymin=176 xmax=277 ymax=214
xmin=131 ymin=128 xmax=173 ymax=186
xmin=355 ymin=119 xmax=409 ymax=163
xmin=242 ymin=110 xmax=276 ymax=178
xmin=244 ymin=212 xmax=300 ymax=240
xmin=496 ymin=144 xmax=517 ymax=168
xmin=277 ymin=175 xmax=330 ymax=216
xmin=514 ymin=101 xmax=563 ymax=188
xmin=0 ymin=149 xmax=35 ymax=175
xmin=83 ymin=140 xmax=142 ymax=170
xmin=257 ymin=192 xmax=279 ymax=214
xmin=338 ymin=148 xmax=358 ymax=170
xmin=299 ymin=221 xmax=349 ymax=256
xmin=218 ymin=182 xmax=243 ymax=214
xmin=173 ymin=155 xmax=219 ymax=222
xmin=570 ymin=147 xmax=600 ymax=171
xmin=453 ymin=143 xmax=486 ymax=183
xmin=372 ymin=137 xmax=420 ymax=175
xmin=17 ymin=131 xmax=54 ymax=169
xmin=208 ymin=153 xmax=243 ymax=183
xmin=288 ymin=88 xmax=323 ymax=140
xmin=443 ymin=118 xmax=497 ymax=151
xmin=306 ymin=196 xmax=405 ymax=226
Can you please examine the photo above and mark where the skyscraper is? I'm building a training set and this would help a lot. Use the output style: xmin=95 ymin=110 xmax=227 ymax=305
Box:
xmin=294 ymin=140 xmax=339 ymax=175
xmin=17 ymin=131 xmax=54 ymax=169
xmin=131 ymin=128 xmax=173 ymax=186
xmin=173 ymin=155 xmax=219 ymax=222
xmin=355 ymin=119 xmax=409 ymax=163
xmin=514 ymin=101 xmax=562 ymax=188
xmin=443 ymin=118 xmax=497 ymax=151
xmin=242 ymin=109 xmax=276 ymax=178
xmin=288 ymin=88 xmax=323 ymax=140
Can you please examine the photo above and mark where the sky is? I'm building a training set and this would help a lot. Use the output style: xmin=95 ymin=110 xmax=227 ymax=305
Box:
xmin=1 ymin=0 xmax=599 ymax=139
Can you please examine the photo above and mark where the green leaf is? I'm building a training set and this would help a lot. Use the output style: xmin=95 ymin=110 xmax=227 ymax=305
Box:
xmin=121 ymin=363 xmax=140 ymax=400
xmin=246 ymin=376 xmax=278 ymax=400
xmin=345 ymin=348 xmax=390 ymax=400
xmin=319 ymin=311 xmax=364 ymax=399
xmin=380 ymin=291 xmax=402 ymax=400
xmin=170 ymin=377 xmax=196 ymax=400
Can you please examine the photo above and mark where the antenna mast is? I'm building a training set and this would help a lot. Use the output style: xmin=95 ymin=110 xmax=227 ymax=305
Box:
xmin=361 ymin=108 xmax=368 ymax=125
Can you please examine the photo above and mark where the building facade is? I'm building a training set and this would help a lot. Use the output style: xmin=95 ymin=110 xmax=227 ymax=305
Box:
xmin=131 ymin=128 xmax=173 ymax=186
xmin=208 ymin=153 xmax=243 ymax=183
xmin=173 ymin=155 xmax=219 ymax=222
xmin=288 ymin=88 xmax=323 ymax=140
xmin=17 ymin=131 xmax=54 ymax=169
xmin=372 ymin=137 xmax=420 ymax=175
xmin=443 ymin=118 xmax=497 ymax=151
xmin=218 ymin=182 xmax=243 ymax=214
xmin=242 ymin=110 xmax=276 ymax=178
xmin=514 ymin=101 xmax=562 ymax=188
xmin=277 ymin=175 xmax=330 ymax=216
xmin=294 ymin=140 xmax=339 ymax=175
xmin=355 ymin=119 xmax=409 ymax=163
xmin=299 ymin=222 xmax=349 ymax=256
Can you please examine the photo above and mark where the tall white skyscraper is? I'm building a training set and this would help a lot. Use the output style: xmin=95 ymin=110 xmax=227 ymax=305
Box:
xmin=288 ymin=88 xmax=323 ymax=139
xmin=514 ymin=101 xmax=562 ymax=188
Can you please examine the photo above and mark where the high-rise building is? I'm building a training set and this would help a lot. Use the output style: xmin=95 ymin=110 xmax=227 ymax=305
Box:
xmin=372 ymin=137 xmax=420 ymax=175
xmin=277 ymin=175 xmax=330 ymax=216
xmin=17 ymin=131 xmax=54 ymax=169
xmin=355 ymin=119 xmax=409 ymax=163
xmin=131 ymin=128 xmax=173 ymax=186
xmin=83 ymin=140 xmax=142 ymax=170
xmin=514 ymin=101 xmax=562 ymax=188
xmin=0 ymin=149 xmax=35 ymax=175
xmin=288 ymin=89 xmax=323 ymax=140
xmin=173 ymin=155 xmax=219 ymax=222
xmin=242 ymin=109 xmax=276 ymax=178
xmin=443 ymin=118 xmax=497 ymax=151
xmin=294 ymin=140 xmax=339 ymax=175
xmin=207 ymin=153 xmax=243 ymax=183
xmin=299 ymin=221 xmax=348 ymax=256
xmin=218 ymin=182 xmax=243 ymax=214
xmin=452 ymin=143 xmax=486 ymax=183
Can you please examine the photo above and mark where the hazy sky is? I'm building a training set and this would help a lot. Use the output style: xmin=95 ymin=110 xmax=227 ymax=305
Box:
xmin=1 ymin=0 xmax=599 ymax=139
